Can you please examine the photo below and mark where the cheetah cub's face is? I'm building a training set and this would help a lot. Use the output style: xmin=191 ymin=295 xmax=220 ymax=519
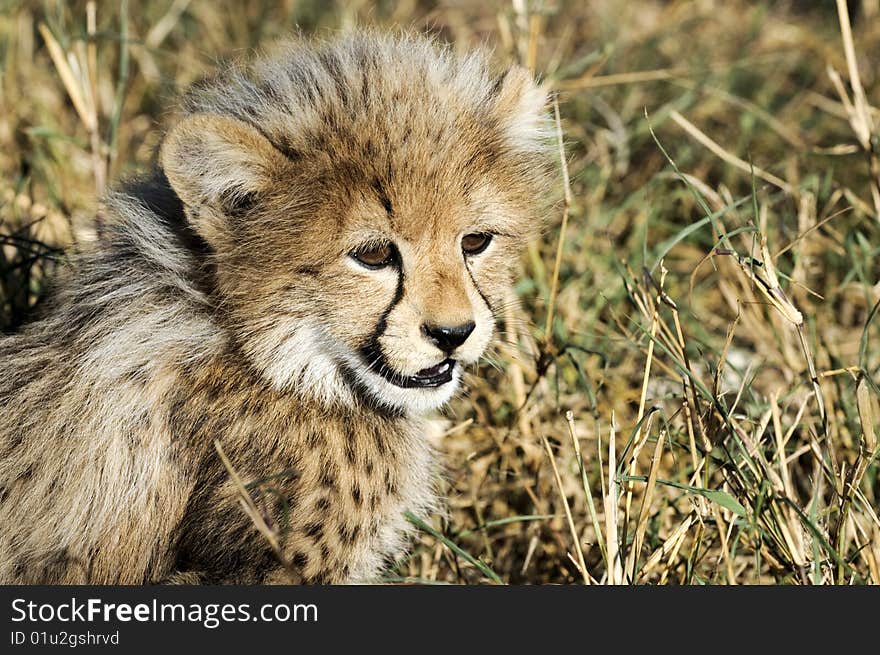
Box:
xmin=335 ymin=187 xmax=500 ymax=412
xmin=160 ymin=35 xmax=551 ymax=413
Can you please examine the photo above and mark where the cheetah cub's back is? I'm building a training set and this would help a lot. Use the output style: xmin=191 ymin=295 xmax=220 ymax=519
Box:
xmin=0 ymin=31 xmax=552 ymax=584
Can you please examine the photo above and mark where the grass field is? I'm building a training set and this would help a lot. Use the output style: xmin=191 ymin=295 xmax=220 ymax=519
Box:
xmin=1 ymin=0 xmax=878 ymax=585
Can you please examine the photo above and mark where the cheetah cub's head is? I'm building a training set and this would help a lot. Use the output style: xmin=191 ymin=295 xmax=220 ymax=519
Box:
xmin=160 ymin=33 xmax=552 ymax=413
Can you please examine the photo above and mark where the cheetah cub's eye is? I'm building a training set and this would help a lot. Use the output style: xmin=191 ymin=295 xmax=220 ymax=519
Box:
xmin=461 ymin=233 xmax=493 ymax=256
xmin=351 ymin=242 xmax=396 ymax=269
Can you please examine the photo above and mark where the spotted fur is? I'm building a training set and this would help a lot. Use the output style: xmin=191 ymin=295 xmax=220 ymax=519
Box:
xmin=0 ymin=31 xmax=551 ymax=584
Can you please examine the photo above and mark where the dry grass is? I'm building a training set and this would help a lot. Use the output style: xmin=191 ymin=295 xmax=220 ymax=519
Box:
xmin=1 ymin=0 xmax=879 ymax=585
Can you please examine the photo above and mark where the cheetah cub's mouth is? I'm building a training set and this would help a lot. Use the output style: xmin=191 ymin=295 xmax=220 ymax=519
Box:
xmin=402 ymin=358 xmax=456 ymax=388
xmin=410 ymin=359 xmax=455 ymax=387
xmin=364 ymin=349 xmax=457 ymax=389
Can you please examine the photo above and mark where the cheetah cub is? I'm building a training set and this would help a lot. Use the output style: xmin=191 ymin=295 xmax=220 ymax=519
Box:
xmin=0 ymin=31 xmax=551 ymax=583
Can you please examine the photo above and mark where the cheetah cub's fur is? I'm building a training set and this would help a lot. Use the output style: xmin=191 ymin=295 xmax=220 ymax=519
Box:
xmin=0 ymin=31 xmax=552 ymax=583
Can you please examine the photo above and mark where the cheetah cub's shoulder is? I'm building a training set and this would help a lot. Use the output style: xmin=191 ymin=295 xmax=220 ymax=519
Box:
xmin=0 ymin=31 xmax=552 ymax=584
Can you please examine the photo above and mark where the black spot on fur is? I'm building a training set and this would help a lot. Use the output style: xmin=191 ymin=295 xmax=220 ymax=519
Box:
xmin=305 ymin=522 xmax=324 ymax=541
xmin=16 ymin=464 xmax=34 ymax=483
xmin=319 ymin=468 xmax=335 ymax=489
xmin=374 ymin=429 xmax=388 ymax=455
xmin=318 ymin=455 xmax=338 ymax=489
xmin=291 ymin=552 xmax=309 ymax=571
xmin=344 ymin=440 xmax=356 ymax=465
xmin=351 ymin=485 xmax=362 ymax=506
xmin=385 ymin=470 xmax=397 ymax=495
xmin=341 ymin=524 xmax=360 ymax=545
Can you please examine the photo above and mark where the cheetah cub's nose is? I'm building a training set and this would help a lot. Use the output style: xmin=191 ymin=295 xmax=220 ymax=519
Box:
xmin=422 ymin=322 xmax=476 ymax=353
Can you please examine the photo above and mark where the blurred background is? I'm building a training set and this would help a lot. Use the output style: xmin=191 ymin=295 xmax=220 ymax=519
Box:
xmin=1 ymin=0 xmax=878 ymax=584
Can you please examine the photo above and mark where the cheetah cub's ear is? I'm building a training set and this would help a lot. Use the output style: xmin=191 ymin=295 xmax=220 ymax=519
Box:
xmin=492 ymin=65 xmax=552 ymax=154
xmin=160 ymin=114 xmax=291 ymax=247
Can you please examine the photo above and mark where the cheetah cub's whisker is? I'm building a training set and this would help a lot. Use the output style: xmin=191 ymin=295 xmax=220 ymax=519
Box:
xmin=0 ymin=31 xmax=552 ymax=584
